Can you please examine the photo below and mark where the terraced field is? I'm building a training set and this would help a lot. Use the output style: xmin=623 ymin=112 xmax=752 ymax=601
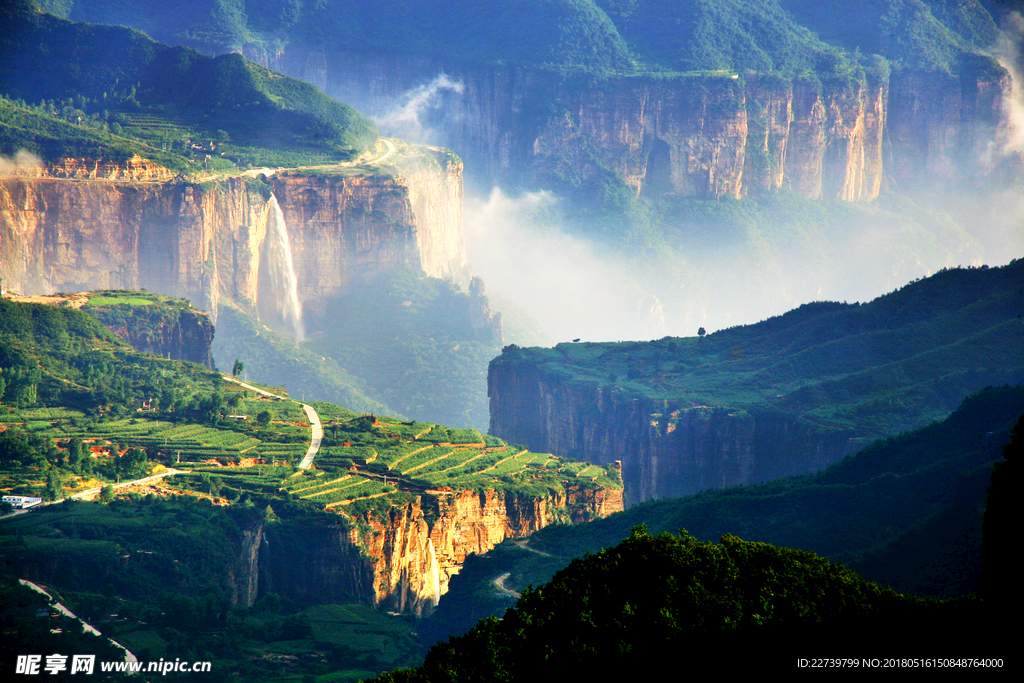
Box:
xmin=2 ymin=405 xmax=307 ymax=469
xmin=177 ymin=412 xmax=622 ymax=516
xmin=2 ymin=379 xmax=620 ymax=516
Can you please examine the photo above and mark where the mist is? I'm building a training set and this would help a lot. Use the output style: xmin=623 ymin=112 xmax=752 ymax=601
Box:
xmin=373 ymin=74 xmax=465 ymax=144
xmin=380 ymin=65 xmax=1020 ymax=346
xmin=0 ymin=149 xmax=43 ymax=175
xmin=465 ymin=188 xmax=667 ymax=343
xmin=995 ymin=12 xmax=1024 ymax=156
xmin=464 ymin=181 xmax=1002 ymax=345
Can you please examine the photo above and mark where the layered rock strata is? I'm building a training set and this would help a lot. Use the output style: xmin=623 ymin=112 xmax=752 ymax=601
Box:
xmin=0 ymin=147 xmax=468 ymax=321
xmin=257 ymin=50 xmax=1012 ymax=199
xmin=486 ymin=362 xmax=855 ymax=508
xmin=240 ymin=484 xmax=623 ymax=615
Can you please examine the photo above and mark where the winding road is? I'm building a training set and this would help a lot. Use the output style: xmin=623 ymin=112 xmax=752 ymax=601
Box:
xmin=19 ymin=580 xmax=137 ymax=664
xmin=222 ymin=375 xmax=323 ymax=469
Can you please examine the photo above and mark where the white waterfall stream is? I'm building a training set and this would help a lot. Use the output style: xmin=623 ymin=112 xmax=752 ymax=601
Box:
xmin=427 ymin=538 xmax=441 ymax=606
xmin=266 ymin=194 xmax=304 ymax=341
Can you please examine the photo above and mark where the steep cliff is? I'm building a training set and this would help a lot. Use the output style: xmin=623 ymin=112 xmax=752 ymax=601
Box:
xmin=486 ymin=365 xmax=855 ymax=506
xmin=0 ymin=146 xmax=468 ymax=324
xmin=488 ymin=262 xmax=1024 ymax=505
xmin=84 ymin=295 xmax=216 ymax=368
xmin=244 ymin=484 xmax=621 ymax=615
xmin=261 ymin=50 xmax=1010 ymax=200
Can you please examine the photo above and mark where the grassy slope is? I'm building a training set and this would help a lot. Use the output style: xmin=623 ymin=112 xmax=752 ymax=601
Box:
xmin=493 ymin=260 xmax=1024 ymax=440
xmin=0 ymin=295 xmax=619 ymax=503
xmin=0 ymin=295 xmax=621 ymax=680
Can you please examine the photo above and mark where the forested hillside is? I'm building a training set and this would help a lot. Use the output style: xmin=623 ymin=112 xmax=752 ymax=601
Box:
xmin=377 ymin=527 xmax=1009 ymax=680
xmin=46 ymin=0 xmax=1003 ymax=76
xmin=0 ymin=297 xmax=621 ymax=680
xmin=1 ymin=0 xmax=378 ymax=168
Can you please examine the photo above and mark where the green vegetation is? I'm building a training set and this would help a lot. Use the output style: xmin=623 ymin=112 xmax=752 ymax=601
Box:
xmin=298 ymin=267 xmax=505 ymax=430
xmin=494 ymin=260 xmax=1024 ymax=440
xmin=0 ymin=96 xmax=195 ymax=173
xmin=0 ymin=291 xmax=621 ymax=680
xmin=0 ymin=0 xmax=378 ymax=169
xmin=0 ymin=497 xmax=425 ymax=680
xmin=378 ymin=527 xmax=1007 ymax=680
xmin=211 ymin=300 xmax=400 ymax=418
xmin=781 ymin=0 xmax=999 ymax=73
xmin=0 ymin=576 xmax=127 ymax=682
xmin=424 ymin=384 xmax=1023 ymax=649
xmin=49 ymin=0 xmax=1001 ymax=77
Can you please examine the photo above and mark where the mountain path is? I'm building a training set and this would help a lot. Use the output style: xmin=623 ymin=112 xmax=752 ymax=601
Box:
xmin=222 ymin=375 xmax=322 ymax=469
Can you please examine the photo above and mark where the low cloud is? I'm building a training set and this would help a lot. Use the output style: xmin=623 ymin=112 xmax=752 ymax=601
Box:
xmin=465 ymin=188 xmax=667 ymax=343
xmin=0 ymin=149 xmax=43 ymax=176
xmin=374 ymin=74 xmax=465 ymax=144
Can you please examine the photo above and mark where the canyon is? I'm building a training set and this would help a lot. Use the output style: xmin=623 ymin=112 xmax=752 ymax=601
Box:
xmin=5 ymin=481 xmax=622 ymax=617
xmin=487 ymin=261 xmax=1024 ymax=506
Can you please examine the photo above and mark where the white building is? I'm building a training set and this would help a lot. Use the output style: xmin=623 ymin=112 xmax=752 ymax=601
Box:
xmin=2 ymin=495 xmax=43 ymax=509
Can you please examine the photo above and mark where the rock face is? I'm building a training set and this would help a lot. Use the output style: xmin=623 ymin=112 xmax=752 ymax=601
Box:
xmin=86 ymin=302 xmax=216 ymax=368
xmin=0 ymin=147 xmax=468 ymax=322
xmin=243 ymin=484 xmax=622 ymax=615
xmin=258 ymin=50 xmax=1012 ymax=199
xmin=487 ymin=358 xmax=855 ymax=507
xmin=487 ymin=261 xmax=1024 ymax=507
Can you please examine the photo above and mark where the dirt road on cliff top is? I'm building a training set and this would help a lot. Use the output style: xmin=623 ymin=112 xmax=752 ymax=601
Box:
xmin=2 ymin=138 xmax=399 ymax=185
xmin=234 ymin=137 xmax=397 ymax=180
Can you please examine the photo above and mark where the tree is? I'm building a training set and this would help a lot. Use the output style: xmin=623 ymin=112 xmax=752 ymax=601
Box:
xmin=232 ymin=359 xmax=244 ymax=377
xmin=256 ymin=410 xmax=272 ymax=427
xmin=698 ymin=327 xmax=706 ymax=338
xmin=45 ymin=469 xmax=63 ymax=501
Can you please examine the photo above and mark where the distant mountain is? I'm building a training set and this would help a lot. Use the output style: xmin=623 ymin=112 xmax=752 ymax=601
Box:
xmin=46 ymin=0 xmax=1001 ymax=75
xmin=0 ymin=0 xmax=378 ymax=168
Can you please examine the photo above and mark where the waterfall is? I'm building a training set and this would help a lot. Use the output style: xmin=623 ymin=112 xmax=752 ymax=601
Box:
xmin=426 ymin=538 xmax=441 ymax=606
xmin=266 ymin=194 xmax=304 ymax=341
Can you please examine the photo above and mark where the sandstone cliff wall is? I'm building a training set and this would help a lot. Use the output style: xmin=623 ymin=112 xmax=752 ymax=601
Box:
xmin=0 ymin=150 xmax=468 ymax=322
xmin=87 ymin=304 xmax=215 ymax=368
xmin=487 ymin=358 xmax=856 ymax=507
xmin=245 ymin=484 xmax=622 ymax=615
xmin=258 ymin=49 xmax=1010 ymax=200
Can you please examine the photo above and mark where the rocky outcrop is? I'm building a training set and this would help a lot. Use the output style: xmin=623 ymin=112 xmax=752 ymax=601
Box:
xmin=86 ymin=302 xmax=216 ymax=368
xmin=260 ymin=50 xmax=1011 ymax=200
xmin=1 ymin=155 xmax=177 ymax=182
xmin=250 ymin=483 xmax=622 ymax=615
xmin=887 ymin=60 xmax=1013 ymax=188
xmin=0 ymin=146 xmax=469 ymax=323
xmin=486 ymin=358 xmax=858 ymax=507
